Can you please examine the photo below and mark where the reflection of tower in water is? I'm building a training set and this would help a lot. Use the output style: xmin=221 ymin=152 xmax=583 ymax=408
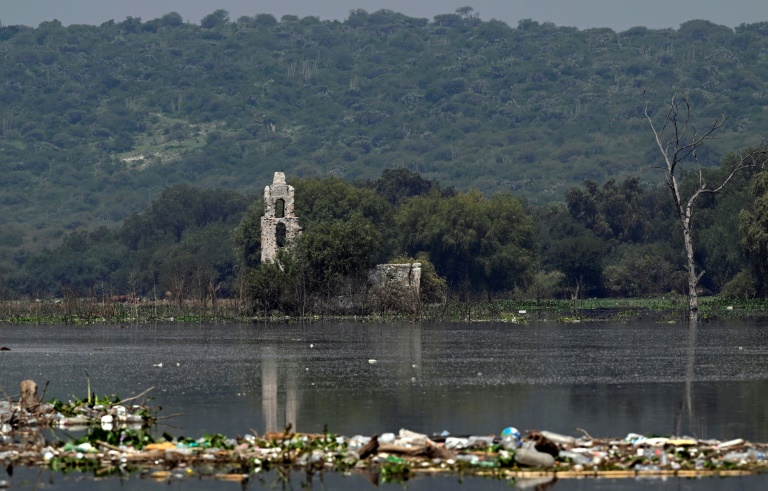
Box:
xmin=400 ymin=324 xmax=422 ymax=381
xmin=261 ymin=348 xmax=299 ymax=433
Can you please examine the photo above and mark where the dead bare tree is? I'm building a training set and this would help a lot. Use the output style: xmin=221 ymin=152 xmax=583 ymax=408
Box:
xmin=645 ymin=95 xmax=766 ymax=313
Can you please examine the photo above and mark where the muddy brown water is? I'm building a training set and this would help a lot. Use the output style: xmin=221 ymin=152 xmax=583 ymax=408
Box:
xmin=2 ymin=319 xmax=768 ymax=489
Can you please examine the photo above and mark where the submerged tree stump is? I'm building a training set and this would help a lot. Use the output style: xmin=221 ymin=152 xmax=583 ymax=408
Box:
xmin=20 ymin=379 xmax=40 ymax=409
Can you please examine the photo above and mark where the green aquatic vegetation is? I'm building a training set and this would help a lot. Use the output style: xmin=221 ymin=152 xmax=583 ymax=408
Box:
xmin=49 ymin=455 xmax=103 ymax=474
xmin=75 ymin=427 xmax=155 ymax=449
xmin=202 ymin=433 xmax=233 ymax=449
xmin=312 ymin=433 xmax=342 ymax=451
xmin=50 ymin=392 xmax=120 ymax=417
xmin=497 ymin=450 xmax=515 ymax=468
xmin=174 ymin=433 xmax=233 ymax=449
xmin=51 ymin=399 xmax=80 ymax=418
xmin=380 ymin=455 xmax=410 ymax=483
xmin=49 ymin=390 xmax=156 ymax=427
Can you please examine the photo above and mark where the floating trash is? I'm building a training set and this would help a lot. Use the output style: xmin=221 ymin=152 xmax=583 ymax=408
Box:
xmin=3 ymin=380 xmax=768 ymax=484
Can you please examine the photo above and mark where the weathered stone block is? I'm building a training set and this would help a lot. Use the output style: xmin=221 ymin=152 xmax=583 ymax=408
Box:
xmin=369 ymin=263 xmax=422 ymax=292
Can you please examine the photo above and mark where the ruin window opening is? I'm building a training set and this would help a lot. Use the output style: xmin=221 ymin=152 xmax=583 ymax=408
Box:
xmin=276 ymin=222 xmax=287 ymax=248
xmin=275 ymin=199 xmax=285 ymax=218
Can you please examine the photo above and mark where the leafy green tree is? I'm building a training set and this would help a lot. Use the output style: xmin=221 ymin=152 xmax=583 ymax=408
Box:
xmin=369 ymin=168 xmax=435 ymax=205
xmin=121 ymin=184 xmax=248 ymax=249
xmin=232 ymin=200 xmax=265 ymax=270
xmin=201 ymin=9 xmax=230 ymax=29
xmin=721 ymin=270 xmax=757 ymax=299
xmin=548 ymin=231 xmax=605 ymax=299
xmin=291 ymin=176 xmax=396 ymax=261
xmin=566 ymin=177 xmax=649 ymax=244
xmin=245 ymin=261 xmax=288 ymax=314
xmin=694 ymin=160 xmax=757 ymax=294
xmin=740 ymin=171 xmax=768 ymax=296
xmin=159 ymin=222 xmax=240 ymax=295
xmin=16 ymin=227 xmax=126 ymax=296
xmin=293 ymin=177 xmax=394 ymax=232
xmin=398 ymin=190 xmax=536 ymax=298
xmin=524 ymin=270 xmax=566 ymax=301
xmin=294 ymin=215 xmax=383 ymax=296
xmin=603 ymin=243 xmax=684 ymax=297
xmin=537 ymin=202 xmax=606 ymax=298
xmin=254 ymin=14 xmax=278 ymax=27
xmin=159 ymin=12 xmax=183 ymax=28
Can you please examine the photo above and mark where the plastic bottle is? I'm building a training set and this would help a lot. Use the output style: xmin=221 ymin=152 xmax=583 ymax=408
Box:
xmin=515 ymin=448 xmax=556 ymax=467
xmin=559 ymin=450 xmax=588 ymax=465
xmin=467 ymin=436 xmax=494 ymax=448
xmin=379 ymin=433 xmax=396 ymax=444
xmin=456 ymin=454 xmax=480 ymax=465
xmin=445 ymin=437 xmax=470 ymax=449
xmin=540 ymin=431 xmax=576 ymax=446
xmin=722 ymin=450 xmax=759 ymax=463
xmin=717 ymin=438 xmax=744 ymax=449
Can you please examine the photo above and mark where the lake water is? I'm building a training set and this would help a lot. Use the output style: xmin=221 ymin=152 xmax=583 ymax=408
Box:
xmin=2 ymin=318 xmax=768 ymax=489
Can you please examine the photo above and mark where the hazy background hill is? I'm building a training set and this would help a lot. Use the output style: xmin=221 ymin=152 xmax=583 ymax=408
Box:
xmin=1 ymin=9 xmax=767 ymax=262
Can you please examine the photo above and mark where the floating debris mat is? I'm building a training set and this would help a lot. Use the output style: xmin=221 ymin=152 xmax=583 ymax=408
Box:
xmin=1 ymin=380 xmax=157 ymax=431
xmin=2 ymin=381 xmax=768 ymax=484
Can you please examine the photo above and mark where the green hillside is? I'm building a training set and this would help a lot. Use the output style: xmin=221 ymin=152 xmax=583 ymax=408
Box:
xmin=1 ymin=8 xmax=768 ymax=300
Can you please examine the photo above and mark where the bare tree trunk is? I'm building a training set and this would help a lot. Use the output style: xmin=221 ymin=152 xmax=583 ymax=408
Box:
xmin=682 ymin=225 xmax=699 ymax=312
xmin=645 ymin=95 xmax=766 ymax=314
xmin=673 ymin=174 xmax=701 ymax=312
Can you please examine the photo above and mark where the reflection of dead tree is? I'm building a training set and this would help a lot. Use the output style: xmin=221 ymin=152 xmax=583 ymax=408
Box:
xmin=684 ymin=314 xmax=697 ymax=426
xmin=675 ymin=312 xmax=703 ymax=437
xmin=645 ymin=96 xmax=767 ymax=313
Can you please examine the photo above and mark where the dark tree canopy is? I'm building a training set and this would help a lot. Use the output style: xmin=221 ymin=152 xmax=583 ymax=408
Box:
xmin=397 ymin=190 xmax=537 ymax=297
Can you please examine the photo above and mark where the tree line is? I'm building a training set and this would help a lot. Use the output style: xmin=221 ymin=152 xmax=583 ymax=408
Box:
xmin=4 ymin=157 xmax=768 ymax=312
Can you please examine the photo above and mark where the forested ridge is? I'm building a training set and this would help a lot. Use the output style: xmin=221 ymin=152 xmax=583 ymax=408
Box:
xmin=2 ymin=8 xmax=768 ymax=305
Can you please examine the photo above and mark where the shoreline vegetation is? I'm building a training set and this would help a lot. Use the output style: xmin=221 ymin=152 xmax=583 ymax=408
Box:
xmin=1 ymin=296 xmax=767 ymax=325
xmin=2 ymin=381 xmax=768 ymax=486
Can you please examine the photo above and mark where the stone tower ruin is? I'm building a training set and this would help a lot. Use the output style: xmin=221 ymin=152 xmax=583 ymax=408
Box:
xmin=261 ymin=172 xmax=301 ymax=263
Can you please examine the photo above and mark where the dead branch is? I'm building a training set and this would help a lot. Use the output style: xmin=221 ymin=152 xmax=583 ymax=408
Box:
xmin=116 ymin=386 xmax=155 ymax=406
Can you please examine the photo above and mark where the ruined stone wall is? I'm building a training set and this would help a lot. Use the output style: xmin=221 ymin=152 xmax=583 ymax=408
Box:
xmin=368 ymin=263 xmax=422 ymax=293
xmin=261 ymin=172 xmax=301 ymax=263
